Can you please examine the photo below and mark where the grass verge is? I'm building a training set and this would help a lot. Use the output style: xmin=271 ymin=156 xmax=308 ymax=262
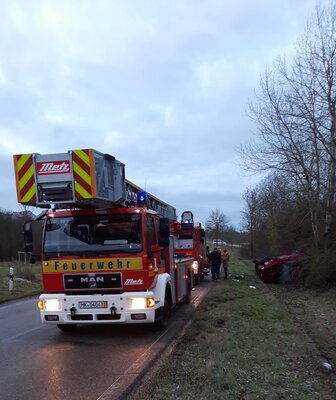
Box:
xmin=128 ymin=256 xmax=336 ymax=400
xmin=0 ymin=261 xmax=41 ymax=303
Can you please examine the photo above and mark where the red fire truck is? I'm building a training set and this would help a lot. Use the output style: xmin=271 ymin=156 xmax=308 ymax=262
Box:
xmin=171 ymin=211 xmax=206 ymax=285
xmin=13 ymin=149 xmax=194 ymax=331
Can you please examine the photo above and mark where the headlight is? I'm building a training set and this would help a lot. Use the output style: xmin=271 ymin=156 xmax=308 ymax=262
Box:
xmin=39 ymin=299 xmax=62 ymax=312
xmin=127 ymin=297 xmax=155 ymax=310
xmin=192 ymin=261 xmax=199 ymax=274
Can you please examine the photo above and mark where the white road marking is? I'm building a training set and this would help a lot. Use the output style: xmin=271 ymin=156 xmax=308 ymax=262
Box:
xmin=97 ymin=328 xmax=170 ymax=400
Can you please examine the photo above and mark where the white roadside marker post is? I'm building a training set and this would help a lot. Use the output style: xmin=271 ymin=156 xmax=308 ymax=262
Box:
xmin=9 ymin=266 xmax=14 ymax=293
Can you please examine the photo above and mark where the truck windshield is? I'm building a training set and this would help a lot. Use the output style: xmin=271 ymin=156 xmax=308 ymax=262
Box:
xmin=44 ymin=214 xmax=142 ymax=256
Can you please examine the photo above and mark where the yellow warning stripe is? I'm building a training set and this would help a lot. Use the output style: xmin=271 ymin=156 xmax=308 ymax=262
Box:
xmin=74 ymin=149 xmax=90 ymax=166
xmin=17 ymin=154 xmax=32 ymax=170
xmin=21 ymin=185 xmax=36 ymax=203
xmin=13 ymin=154 xmax=36 ymax=204
xmin=72 ymin=149 xmax=96 ymax=200
xmin=18 ymin=164 xmax=34 ymax=190
xmin=74 ymin=181 xmax=92 ymax=199
xmin=73 ymin=161 xmax=91 ymax=186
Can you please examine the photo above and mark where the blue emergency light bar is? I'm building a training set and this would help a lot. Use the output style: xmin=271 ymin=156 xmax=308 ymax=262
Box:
xmin=137 ymin=191 xmax=148 ymax=205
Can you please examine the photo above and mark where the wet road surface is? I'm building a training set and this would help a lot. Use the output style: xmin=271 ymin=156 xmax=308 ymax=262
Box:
xmin=0 ymin=277 xmax=212 ymax=400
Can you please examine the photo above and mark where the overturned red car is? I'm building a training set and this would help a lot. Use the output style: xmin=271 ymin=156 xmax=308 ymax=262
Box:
xmin=253 ymin=252 xmax=309 ymax=284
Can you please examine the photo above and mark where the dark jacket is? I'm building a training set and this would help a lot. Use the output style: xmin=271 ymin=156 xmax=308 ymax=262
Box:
xmin=209 ymin=249 xmax=222 ymax=267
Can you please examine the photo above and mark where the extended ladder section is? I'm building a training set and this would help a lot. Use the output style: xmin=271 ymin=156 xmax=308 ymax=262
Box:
xmin=13 ymin=149 xmax=176 ymax=220
xmin=125 ymin=179 xmax=176 ymax=221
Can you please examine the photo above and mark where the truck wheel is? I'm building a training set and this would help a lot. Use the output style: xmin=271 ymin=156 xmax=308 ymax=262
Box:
xmin=194 ymin=274 xmax=199 ymax=285
xmin=154 ymin=291 xmax=171 ymax=330
xmin=57 ymin=324 xmax=77 ymax=332
xmin=184 ymin=274 xmax=192 ymax=304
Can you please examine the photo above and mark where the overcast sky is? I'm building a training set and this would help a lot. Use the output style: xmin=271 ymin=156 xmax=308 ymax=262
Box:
xmin=0 ymin=0 xmax=318 ymax=228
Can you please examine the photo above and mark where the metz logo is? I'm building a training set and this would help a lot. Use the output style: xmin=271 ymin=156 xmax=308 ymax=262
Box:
xmin=124 ymin=279 xmax=143 ymax=285
xmin=37 ymin=160 xmax=71 ymax=175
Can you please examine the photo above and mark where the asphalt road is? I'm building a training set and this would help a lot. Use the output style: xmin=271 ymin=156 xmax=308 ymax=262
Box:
xmin=0 ymin=277 xmax=212 ymax=400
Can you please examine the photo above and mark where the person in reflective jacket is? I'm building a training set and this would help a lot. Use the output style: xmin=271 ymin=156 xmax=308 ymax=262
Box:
xmin=222 ymin=248 xmax=230 ymax=280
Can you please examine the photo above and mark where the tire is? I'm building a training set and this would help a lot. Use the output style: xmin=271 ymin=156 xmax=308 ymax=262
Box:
xmin=184 ymin=274 xmax=192 ymax=304
xmin=194 ymin=274 xmax=199 ymax=286
xmin=154 ymin=291 xmax=171 ymax=330
xmin=57 ymin=324 xmax=77 ymax=332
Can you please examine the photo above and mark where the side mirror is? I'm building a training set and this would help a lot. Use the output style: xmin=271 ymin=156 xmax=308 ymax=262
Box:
xmin=159 ymin=218 xmax=170 ymax=239
xmin=159 ymin=218 xmax=170 ymax=248
xmin=23 ymin=219 xmax=44 ymax=259
xmin=23 ymin=222 xmax=33 ymax=253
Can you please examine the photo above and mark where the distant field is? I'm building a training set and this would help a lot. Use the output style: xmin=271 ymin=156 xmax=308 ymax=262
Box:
xmin=0 ymin=261 xmax=41 ymax=303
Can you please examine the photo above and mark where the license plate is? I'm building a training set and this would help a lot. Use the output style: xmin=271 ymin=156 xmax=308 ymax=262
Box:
xmin=78 ymin=301 xmax=108 ymax=309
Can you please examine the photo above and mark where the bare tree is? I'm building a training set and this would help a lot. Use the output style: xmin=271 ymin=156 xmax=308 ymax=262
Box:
xmin=241 ymin=170 xmax=315 ymax=260
xmin=240 ymin=2 xmax=336 ymax=250
xmin=242 ymin=186 xmax=259 ymax=258
xmin=205 ymin=209 xmax=229 ymax=242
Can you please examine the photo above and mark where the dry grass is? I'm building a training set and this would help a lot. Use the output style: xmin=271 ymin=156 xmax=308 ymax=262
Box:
xmin=268 ymin=284 xmax=336 ymax=373
xmin=128 ymin=257 xmax=336 ymax=400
